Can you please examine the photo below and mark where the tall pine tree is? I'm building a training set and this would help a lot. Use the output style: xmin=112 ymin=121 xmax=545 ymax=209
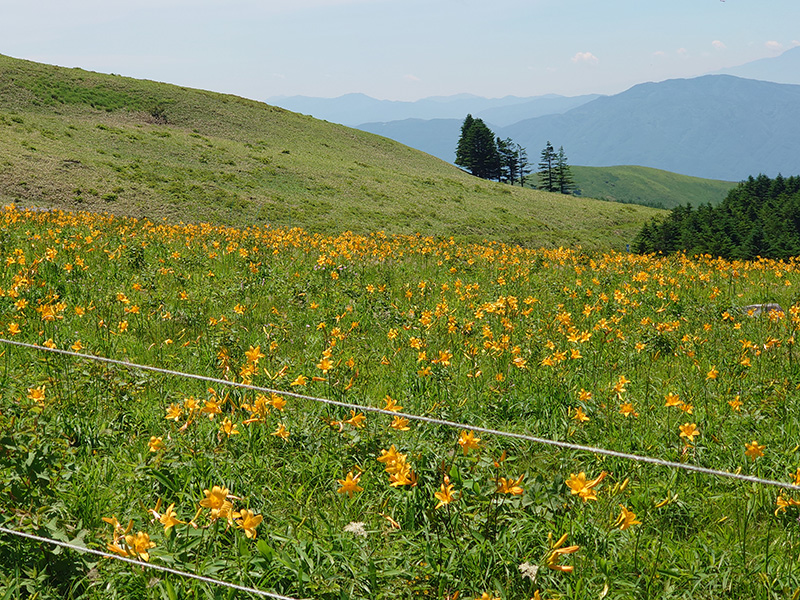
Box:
xmin=537 ymin=141 xmax=557 ymax=192
xmin=555 ymin=146 xmax=575 ymax=195
xmin=497 ymin=137 xmax=517 ymax=184
xmin=515 ymin=144 xmax=531 ymax=186
xmin=455 ymin=115 xmax=500 ymax=180
xmin=455 ymin=114 xmax=476 ymax=170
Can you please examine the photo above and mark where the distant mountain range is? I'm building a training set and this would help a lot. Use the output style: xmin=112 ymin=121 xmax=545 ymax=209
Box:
xmin=713 ymin=45 xmax=800 ymax=84
xmin=266 ymin=92 xmax=600 ymax=128
xmin=496 ymin=75 xmax=800 ymax=181
xmin=269 ymin=48 xmax=800 ymax=182
xmin=360 ymin=76 xmax=800 ymax=181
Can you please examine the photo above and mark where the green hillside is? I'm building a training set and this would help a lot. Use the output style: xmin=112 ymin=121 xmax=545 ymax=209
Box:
xmin=571 ymin=165 xmax=736 ymax=209
xmin=0 ymin=54 xmax=662 ymax=249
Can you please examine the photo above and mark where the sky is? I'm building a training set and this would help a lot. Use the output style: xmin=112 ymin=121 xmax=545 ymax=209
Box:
xmin=2 ymin=0 xmax=799 ymax=102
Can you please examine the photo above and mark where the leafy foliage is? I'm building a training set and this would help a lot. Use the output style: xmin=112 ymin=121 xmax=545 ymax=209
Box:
xmin=634 ymin=173 xmax=800 ymax=259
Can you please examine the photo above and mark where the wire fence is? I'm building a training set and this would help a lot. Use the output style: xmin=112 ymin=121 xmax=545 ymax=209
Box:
xmin=2 ymin=337 xmax=798 ymax=490
xmin=0 ymin=526 xmax=295 ymax=599
xmin=1 ymin=336 xmax=799 ymax=598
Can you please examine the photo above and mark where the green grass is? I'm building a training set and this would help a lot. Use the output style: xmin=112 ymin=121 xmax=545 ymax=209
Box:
xmin=2 ymin=208 xmax=800 ymax=599
xmin=0 ymin=54 xmax=663 ymax=250
xmin=570 ymin=165 xmax=736 ymax=209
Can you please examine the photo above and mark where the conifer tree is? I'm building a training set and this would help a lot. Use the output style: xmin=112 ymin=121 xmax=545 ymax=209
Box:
xmin=537 ymin=141 xmax=557 ymax=192
xmin=497 ymin=137 xmax=517 ymax=184
xmin=455 ymin=114 xmax=476 ymax=170
xmin=515 ymin=144 xmax=531 ymax=186
xmin=634 ymin=173 xmax=800 ymax=260
xmin=455 ymin=115 xmax=500 ymax=180
xmin=555 ymin=146 xmax=575 ymax=195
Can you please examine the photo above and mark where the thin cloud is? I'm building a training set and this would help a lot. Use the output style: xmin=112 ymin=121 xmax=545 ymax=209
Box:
xmin=571 ymin=52 xmax=598 ymax=64
xmin=765 ymin=40 xmax=784 ymax=52
xmin=403 ymin=74 xmax=421 ymax=82
xmin=653 ymin=50 xmax=667 ymax=57
xmin=712 ymin=40 xmax=726 ymax=50
xmin=677 ymin=47 xmax=689 ymax=58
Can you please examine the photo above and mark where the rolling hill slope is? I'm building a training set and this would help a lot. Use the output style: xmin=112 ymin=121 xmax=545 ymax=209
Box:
xmin=570 ymin=165 xmax=736 ymax=209
xmin=0 ymin=54 xmax=662 ymax=249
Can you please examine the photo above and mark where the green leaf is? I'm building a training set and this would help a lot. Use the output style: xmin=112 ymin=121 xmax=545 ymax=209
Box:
xmin=256 ymin=539 xmax=273 ymax=561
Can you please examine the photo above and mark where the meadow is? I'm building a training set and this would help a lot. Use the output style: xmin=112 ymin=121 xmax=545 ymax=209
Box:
xmin=568 ymin=166 xmax=735 ymax=210
xmin=0 ymin=53 xmax=662 ymax=250
xmin=2 ymin=205 xmax=800 ymax=600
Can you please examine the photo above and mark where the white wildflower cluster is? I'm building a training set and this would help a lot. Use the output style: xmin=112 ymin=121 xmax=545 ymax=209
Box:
xmin=518 ymin=561 xmax=539 ymax=581
xmin=343 ymin=521 xmax=367 ymax=538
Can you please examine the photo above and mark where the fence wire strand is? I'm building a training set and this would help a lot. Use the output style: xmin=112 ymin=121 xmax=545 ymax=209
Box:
xmin=0 ymin=526 xmax=299 ymax=599
xmin=2 ymin=337 xmax=798 ymax=491
xmin=2 ymin=336 xmax=800 ymax=597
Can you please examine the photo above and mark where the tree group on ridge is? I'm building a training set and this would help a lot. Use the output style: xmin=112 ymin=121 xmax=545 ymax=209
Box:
xmin=455 ymin=115 xmax=575 ymax=195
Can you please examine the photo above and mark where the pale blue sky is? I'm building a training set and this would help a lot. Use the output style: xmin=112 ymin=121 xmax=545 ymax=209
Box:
xmin=2 ymin=0 xmax=798 ymax=101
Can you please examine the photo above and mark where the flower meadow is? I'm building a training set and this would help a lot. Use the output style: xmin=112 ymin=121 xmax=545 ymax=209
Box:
xmin=2 ymin=205 xmax=800 ymax=599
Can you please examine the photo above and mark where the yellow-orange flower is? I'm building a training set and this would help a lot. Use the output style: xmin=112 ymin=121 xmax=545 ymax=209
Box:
xmin=566 ymin=471 xmax=607 ymax=502
xmin=200 ymin=485 xmax=233 ymax=521
xmin=496 ymin=475 xmax=525 ymax=495
xmin=458 ymin=430 xmax=481 ymax=454
xmin=615 ymin=505 xmax=641 ymax=530
xmin=343 ymin=410 xmax=366 ymax=428
xmin=383 ymin=395 xmax=403 ymax=412
xmin=679 ymin=422 xmax=700 ymax=444
xmin=219 ymin=417 xmax=240 ymax=436
xmin=612 ymin=375 xmax=629 ymax=396
xmin=434 ymin=475 xmax=455 ymax=508
xmin=165 ymin=403 xmax=183 ymax=421
xmin=124 ymin=531 xmax=156 ymax=561
xmin=151 ymin=501 xmax=184 ymax=532
xmin=245 ymin=345 xmax=265 ymax=364
xmin=390 ymin=416 xmax=410 ymax=431
xmin=745 ymin=440 xmax=765 ymax=461
xmin=546 ymin=533 xmax=579 ymax=573
xmin=272 ymin=423 xmax=290 ymax=440
xmin=571 ymin=407 xmax=589 ymax=422
xmin=234 ymin=509 xmax=263 ymax=538
xmin=337 ymin=471 xmax=363 ymax=497
xmin=27 ymin=386 xmax=45 ymax=403
xmin=269 ymin=393 xmax=287 ymax=410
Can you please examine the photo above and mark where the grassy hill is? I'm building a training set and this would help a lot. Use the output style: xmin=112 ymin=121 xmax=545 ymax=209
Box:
xmin=0 ymin=54 xmax=662 ymax=249
xmin=571 ymin=165 xmax=736 ymax=209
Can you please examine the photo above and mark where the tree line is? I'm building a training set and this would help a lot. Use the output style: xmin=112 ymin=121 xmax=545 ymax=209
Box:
xmin=455 ymin=114 xmax=574 ymax=193
xmin=634 ymin=173 xmax=800 ymax=260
